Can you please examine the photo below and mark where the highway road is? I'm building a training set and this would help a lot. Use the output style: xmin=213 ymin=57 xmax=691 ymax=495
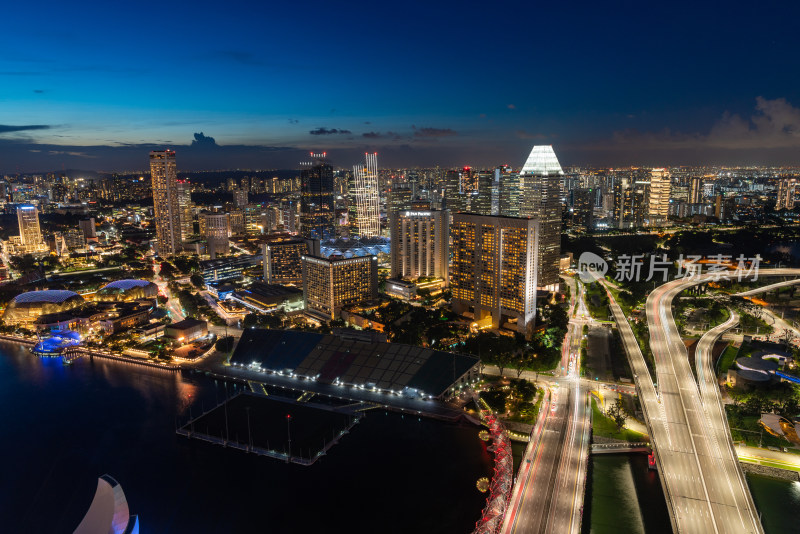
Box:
xmin=647 ymin=275 xmax=772 ymax=533
xmin=501 ymin=276 xmax=590 ymax=534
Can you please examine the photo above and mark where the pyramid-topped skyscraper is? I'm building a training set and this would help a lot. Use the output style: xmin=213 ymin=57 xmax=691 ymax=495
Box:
xmin=519 ymin=145 xmax=563 ymax=290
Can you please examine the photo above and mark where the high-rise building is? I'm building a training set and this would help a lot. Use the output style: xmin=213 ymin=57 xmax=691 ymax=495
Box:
xmin=17 ymin=205 xmax=46 ymax=251
xmin=79 ymin=218 xmax=97 ymax=239
xmin=388 ymin=187 xmax=413 ymax=213
xmin=150 ymin=150 xmax=181 ymax=256
xmin=300 ymin=153 xmax=335 ymax=240
xmin=228 ymin=209 xmax=245 ymax=235
xmin=301 ymin=255 xmax=378 ymax=321
xmin=614 ymin=174 xmax=648 ymax=228
xmin=389 ymin=209 xmax=449 ymax=284
xmin=647 ymin=168 xmax=671 ymax=225
xmin=499 ymin=170 xmax=522 ymax=217
xmin=518 ymin=145 xmax=563 ymax=290
xmin=233 ymin=188 xmax=248 ymax=208
xmin=263 ymin=239 xmax=308 ymax=285
xmin=450 ymin=214 xmax=539 ymax=337
xmin=689 ymin=176 xmax=703 ymax=204
xmin=201 ymin=212 xmax=230 ymax=259
xmin=444 ymin=169 xmax=467 ymax=212
xmin=352 ymin=152 xmax=381 ymax=237
xmin=776 ymin=178 xmax=797 ymax=210
xmin=176 ymin=179 xmax=193 ymax=242
xmin=572 ymin=188 xmax=594 ymax=233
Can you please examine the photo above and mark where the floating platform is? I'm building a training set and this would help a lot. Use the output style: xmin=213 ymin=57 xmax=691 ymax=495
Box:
xmin=177 ymin=391 xmax=360 ymax=466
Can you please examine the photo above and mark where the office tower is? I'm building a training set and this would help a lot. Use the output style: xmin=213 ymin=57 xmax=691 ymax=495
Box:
xmin=352 ymin=152 xmax=381 ymax=237
xmin=233 ymin=188 xmax=248 ymax=208
xmin=689 ymin=176 xmax=703 ymax=204
xmin=150 ymin=150 xmax=181 ymax=256
xmin=450 ymin=214 xmax=539 ymax=337
xmin=240 ymin=176 xmax=250 ymax=193
xmin=263 ymin=240 xmax=308 ymax=285
xmin=389 ymin=209 xmax=449 ymax=284
xmin=228 ymin=209 xmax=245 ymax=235
xmin=176 ymin=179 xmax=193 ymax=242
xmin=300 ymin=153 xmax=335 ymax=240
xmin=444 ymin=169 xmax=467 ymax=212
xmin=572 ymin=188 xmax=594 ymax=232
xmin=244 ymin=204 xmax=265 ymax=235
xmin=470 ymin=171 xmax=497 ymax=215
xmin=460 ymin=166 xmax=477 ymax=193
xmin=518 ymin=145 xmax=563 ymax=290
xmin=226 ymin=177 xmax=237 ymax=192
xmin=647 ymin=168 xmax=671 ymax=225
xmin=64 ymin=228 xmax=86 ymax=249
xmin=388 ymin=187 xmax=413 ymax=213
xmin=301 ymin=255 xmax=378 ymax=321
xmin=777 ymin=178 xmax=797 ymax=210
xmin=202 ymin=212 xmax=230 ymax=259
xmin=499 ymin=170 xmax=522 ymax=217
xmin=79 ymin=218 xmax=97 ymax=239
xmin=17 ymin=205 xmax=45 ymax=249
xmin=614 ymin=175 xmax=647 ymax=228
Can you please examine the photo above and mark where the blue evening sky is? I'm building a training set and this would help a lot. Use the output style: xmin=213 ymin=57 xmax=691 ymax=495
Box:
xmin=1 ymin=1 xmax=799 ymax=170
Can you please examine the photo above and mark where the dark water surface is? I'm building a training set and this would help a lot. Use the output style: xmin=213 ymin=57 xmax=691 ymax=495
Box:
xmin=0 ymin=342 xmax=492 ymax=533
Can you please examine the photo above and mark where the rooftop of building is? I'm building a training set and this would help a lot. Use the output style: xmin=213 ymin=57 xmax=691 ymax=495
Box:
xmin=11 ymin=290 xmax=82 ymax=304
xmin=98 ymin=279 xmax=153 ymax=291
xmin=166 ymin=318 xmax=207 ymax=331
xmin=230 ymin=329 xmax=479 ymax=398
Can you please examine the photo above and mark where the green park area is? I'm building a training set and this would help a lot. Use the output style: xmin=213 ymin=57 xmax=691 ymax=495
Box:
xmin=591 ymin=398 xmax=645 ymax=442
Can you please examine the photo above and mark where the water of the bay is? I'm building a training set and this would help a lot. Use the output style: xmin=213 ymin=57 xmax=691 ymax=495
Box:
xmin=0 ymin=341 xmax=492 ymax=533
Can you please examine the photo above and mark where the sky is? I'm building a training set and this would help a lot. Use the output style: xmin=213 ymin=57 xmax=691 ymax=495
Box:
xmin=2 ymin=1 xmax=800 ymax=172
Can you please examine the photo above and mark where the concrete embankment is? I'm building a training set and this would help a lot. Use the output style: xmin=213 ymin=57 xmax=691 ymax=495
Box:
xmin=740 ymin=461 xmax=800 ymax=482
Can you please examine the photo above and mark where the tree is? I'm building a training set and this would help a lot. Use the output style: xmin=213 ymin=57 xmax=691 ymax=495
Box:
xmin=495 ymin=353 xmax=512 ymax=376
xmin=190 ymin=273 xmax=205 ymax=289
xmin=606 ymin=398 xmax=628 ymax=431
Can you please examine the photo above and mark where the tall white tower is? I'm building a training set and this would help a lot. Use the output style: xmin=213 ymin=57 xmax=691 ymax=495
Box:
xmin=352 ymin=152 xmax=381 ymax=237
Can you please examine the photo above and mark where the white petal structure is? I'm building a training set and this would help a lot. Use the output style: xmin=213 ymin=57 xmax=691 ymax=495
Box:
xmin=73 ymin=475 xmax=139 ymax=534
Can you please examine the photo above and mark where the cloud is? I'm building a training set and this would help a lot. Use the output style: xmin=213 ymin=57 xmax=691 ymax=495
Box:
xmin=610 ymin=97 xmax=800 ymax=151
xmin=33 ymin=89 xmax=45 ymax=94
xmin=362 ymin=131 xmax=402 ymax=140
xmin=309 ymin=127 xmax=351 ymax=135
xmin=515 ymin=130 xmax=548 ymax=140
xmin=0 ymin=124 xmax=50 ymax=133
xmin=190 ymin=132 xmax=218 ymax=147
xmin=507 ymin=104 xmax=516 ymax=110
xmin=288 ymin=119 xmax=299 ymax=124
xmin=412 ymin=126 xmax=457 ymax=138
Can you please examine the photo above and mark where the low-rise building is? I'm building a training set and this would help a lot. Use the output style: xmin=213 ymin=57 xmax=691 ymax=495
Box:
xmin=164 ymin=318 xmax=208 ymax=345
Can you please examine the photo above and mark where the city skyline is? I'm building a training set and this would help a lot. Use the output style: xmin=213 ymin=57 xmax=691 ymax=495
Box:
xmin=3 ymin=2 xmax=800 ymax=171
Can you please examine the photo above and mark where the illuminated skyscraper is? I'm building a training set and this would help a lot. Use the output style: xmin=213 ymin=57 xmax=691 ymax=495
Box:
xmin=233 ymin=188 xmax=248 ymax=208
xmin=777 ymin=178 xmax=797 ymax=210
xmin=201 ymin=212 xmax=230 ymax=259
xmin=177 ymin=179 xmax=193 ymax=242
xmin=647 ymin=168 xmax=672 ymax=226
xmin=450 ymin=214 xmax=539 ymax=337
xmin=352 ymin=152 xmax=381 ymax=237
xmin=689 ymin=176 xmax=703 ymax=204
xmin=300 ymin=153 xmax=335 ymax=240
xmin=263 ymin=239 xmax=308 ymax=285
xmin=571 ymin=188 xmax=594 ymax=232
xmin=389 ymin=209 xmax=449 ymax=284
xmin=518 ymin=145 xmax=563 ymax=290
xmin=17 ymin=205 xmax=47 ymax=252
xmin=301 ymin=255 xmax=378 ymax=321
xmin=150 ymin=150 xmax=181 ymax=256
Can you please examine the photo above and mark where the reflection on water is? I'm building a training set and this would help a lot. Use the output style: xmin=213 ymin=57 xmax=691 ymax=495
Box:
xmin=0 ymin=341 xmax=491 ymax=533
xmin=587 ymin=455 xmax=646 ymax=534
xmin=747 ymin=474 xmax=800 ymax=534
